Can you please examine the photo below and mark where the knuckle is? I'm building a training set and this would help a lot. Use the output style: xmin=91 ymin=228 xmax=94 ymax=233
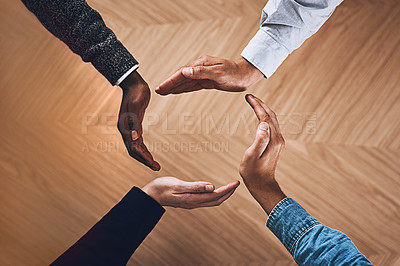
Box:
xmin=245 ymin=149 xmax=253 ymax=157
xmin=172 ymin=184 xmax=181 ymax=192
xmin=239 ymin=159 xmax=252 ymax=178
xmin=117 ymin=124 xmax=123 ymax=133
xmin=184 ymin=205 xmax=194 ymax=210
xmin=278 ymin=135 xmax=285 ymax=146
xmin=200 ymin=55 xmax=210 ymax=61
xmin=239 ymin=165 xmax=245 ymax=177
xmin=269 ymin=110 xmax=277 ymax=119
xmin=279 ymin=137 xmax=286 ymax=148
xmin=260 ymin=113 xmax=270 ymax=122
xmin=213 ymin=67 xmax=222 ymax=75
xmin=127 ymin=147 xmax=136 ymax=155
xmin=274 ymin=137 xmax=285 ymax=150
xmin=194 ymin=185 xmax=202 ymax=192
xmin=243 ymin=148 xmax=255 ymax=160
xmin=184 ymin=197 xmax=194 ymax=206
xmin=239 ymin=171 xmax=244 ymax=179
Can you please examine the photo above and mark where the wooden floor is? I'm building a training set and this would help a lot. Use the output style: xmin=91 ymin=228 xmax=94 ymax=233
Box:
xmin=1 ymin=0 xmax=399 ymax=265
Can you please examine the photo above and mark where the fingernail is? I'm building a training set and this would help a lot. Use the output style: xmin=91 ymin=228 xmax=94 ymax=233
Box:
xmin=245 ymin=94 xmax=254 ymax=102
xmin=205 ymin=185 xmax=214 ymax=192
xmin=259 ymin=122 xmax=269 ymax=132
xmin=131 ymin=130 xmax=138 ymax=140
xmin=182 ymin=68 xmax=193 ymax=76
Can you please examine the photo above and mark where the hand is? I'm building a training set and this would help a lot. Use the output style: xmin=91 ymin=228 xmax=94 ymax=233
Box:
xmin=156 ymin=56 xmax=263 ymax=95
xmin=118 ymin=71 xmax=160 ymax=171
xmin=142 ymin=176 xmax=240 ymax=209
xmin=239 ymin=94 xmax=286 ymax=214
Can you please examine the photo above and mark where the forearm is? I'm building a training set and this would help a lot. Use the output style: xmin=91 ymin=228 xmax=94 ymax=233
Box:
xmin=267 ymin=198 xmax=372 ymax=265
xmin=241 ymin=97 xmax=370 ymax=264
xmin=52 ymin=187 xmax=165 ymax=265
xmin=242 ymin=0 xmax=344 ymax=78
xmin=247 ymin=180 xmax=286 ymax=215
xmin=21 ymin=0 xmax=138 ymax=85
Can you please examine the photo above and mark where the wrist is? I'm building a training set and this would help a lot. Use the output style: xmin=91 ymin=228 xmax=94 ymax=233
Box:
xmin=142 ymin=184 xmax=162 ymax=205
xmin=119 ymin=71 xmax=150 ymax=104
xmin=120 ymin=71 xmax=146 ymax=92
xmin=236 ymin=57 xmax=263 ymax=86
xmin=246 ymin=179 xmax=286 ymax=215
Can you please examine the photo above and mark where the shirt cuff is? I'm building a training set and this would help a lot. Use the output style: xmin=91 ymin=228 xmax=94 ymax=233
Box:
xmin=115 ymin=64 xmax=139 ymax=86
xmin=241 ymin=29 xmax=290 ymax=78
xmin=266 ymin=198 xmax=320 ymax=255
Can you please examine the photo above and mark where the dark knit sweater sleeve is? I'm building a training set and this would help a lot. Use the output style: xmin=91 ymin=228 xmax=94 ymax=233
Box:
xmin=21 ymin=0 xmax=138 ymax=85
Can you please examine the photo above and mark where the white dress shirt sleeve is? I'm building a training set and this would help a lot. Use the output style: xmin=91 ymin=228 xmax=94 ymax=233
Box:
xmin=242 ymin=0 xmax=344 ymax=78
xmin=115 ymin=64 xmax=139 ymax=86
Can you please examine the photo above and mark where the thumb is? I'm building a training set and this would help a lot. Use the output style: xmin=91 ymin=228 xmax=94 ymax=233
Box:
xmin=251 ymin=122 xmax=270 ymax=156
xmin=182 ymin=66 xmax=216 ymax=80
xmin=130 ymin=118 xmax=142 ymax=141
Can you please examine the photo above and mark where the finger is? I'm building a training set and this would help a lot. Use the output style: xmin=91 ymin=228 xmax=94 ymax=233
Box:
xmin=178 ymin=180 xmax=240 ymax=206
xmin=190 ymin=55 xmax=223 ymax=67
xmin=194 ymin=187 xmax=237 ymax=208
xmin=248 ymin=122 xmax=270 ymax=158
xmin=197 ymin=180 xmax=240 ymax=203
xmin=124 ymin=136 xmax=161 ymax=171
xmin=131 ymin=130 xmax=138 ymax=141
xmin=169 ymin=80 xmax=200 ymax=94
xmin=120 ymin=110 xmax=143 ymax=141
xmin=246 ymin=94 xmax=286 ymax=156
xmin=173 ymin=83 xmax=204 ymax=94
xmin=120 ymin=113 xmax=160 ymax=170
xmin=245 ymin=94 xmax=278 ymax=142
xmin=155 ymin=59 xmax=204 ymax=95
xmin=181 ymin=65 xmax=221 ymax=80
xmin=175 ymin=181 xmax=215 ymax=193
xmin=213 ymin=180 xmax=240 ymax=195
xmin=156 ymin=56 xmax=223 ymax=95
xmin=156 ymin=69 xmax=192 ymax=95
xmin=121 ymin=112 xmax=141 ymax=138
xmin=251 ymin=95 xmax=283 ymax=136
xmin=245 ymin=94 xmax=271 ymax=123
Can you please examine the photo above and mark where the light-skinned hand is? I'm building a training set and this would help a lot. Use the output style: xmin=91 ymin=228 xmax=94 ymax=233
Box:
xmin=119 ymin=71 xmax=160 ymax=171
xmin=156 ymin=56 xmax=263 ymax=95
xmin=142 ymin=176 xmax=240 ymax=209
xmin=239 ymin=94 xmax=286 ymax=214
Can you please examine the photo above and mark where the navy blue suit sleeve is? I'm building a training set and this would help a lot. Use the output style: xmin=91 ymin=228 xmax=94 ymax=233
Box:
xmin=51 ymin=187 xmax=165 ymax=266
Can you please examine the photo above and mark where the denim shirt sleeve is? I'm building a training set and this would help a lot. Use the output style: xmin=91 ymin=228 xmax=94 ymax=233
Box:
xmin=241 ymin=0 xmax=343 ymax=78
xmin=267 ymin=198 xmax=373 ymax=265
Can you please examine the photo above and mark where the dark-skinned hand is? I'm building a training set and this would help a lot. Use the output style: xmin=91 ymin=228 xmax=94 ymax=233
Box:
xmin=119 ymin=71 xmax=160 ymax=171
